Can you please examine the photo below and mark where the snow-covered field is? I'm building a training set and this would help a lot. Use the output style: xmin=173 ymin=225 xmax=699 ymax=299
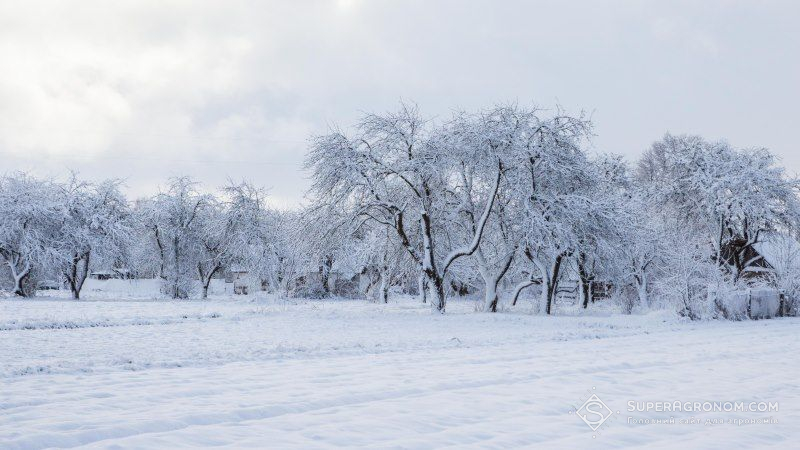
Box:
xmin=1 ymin=284 xmax=798 ymax=449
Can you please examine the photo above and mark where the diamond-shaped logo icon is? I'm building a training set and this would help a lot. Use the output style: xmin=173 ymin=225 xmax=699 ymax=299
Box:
xmin=576 ymin=394 xmax=613 ymax=431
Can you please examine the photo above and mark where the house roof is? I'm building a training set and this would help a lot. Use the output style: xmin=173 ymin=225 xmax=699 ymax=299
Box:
xmin=91 ymin=270 xmax=117 ymax=276
xmin=752 ymin=232 xmax=800 ymax=274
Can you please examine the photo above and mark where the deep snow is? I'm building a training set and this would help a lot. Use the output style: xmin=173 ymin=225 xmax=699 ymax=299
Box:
xmin=1 ymin=282 xmax=798 ymax=449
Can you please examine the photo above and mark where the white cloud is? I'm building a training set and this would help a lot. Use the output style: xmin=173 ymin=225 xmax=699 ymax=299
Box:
xmin=0 ymin=1 xmax=798 ymax=205
xmin=651 ymin=17 xmax=719 ymax=56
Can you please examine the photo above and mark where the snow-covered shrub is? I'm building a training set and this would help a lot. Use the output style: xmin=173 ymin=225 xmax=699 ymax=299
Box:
xmin=292 ymin=279 xmax=328 ymax=299
xmin=786 ymin=295 xmax=800 ymax=317
xmin=652 ymin=238 xmax=719 ymax=320
xmin=613 ymin=283 xmax=638 ymax=314
xmin=707 ymin=276 xmax=747 ymax=320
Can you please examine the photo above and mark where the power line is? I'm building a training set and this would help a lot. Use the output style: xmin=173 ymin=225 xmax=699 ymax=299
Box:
xmin=0 ymin=150 xmax=303 ymax=166
xmin=0 ymin=125 xmax=309 ymax=144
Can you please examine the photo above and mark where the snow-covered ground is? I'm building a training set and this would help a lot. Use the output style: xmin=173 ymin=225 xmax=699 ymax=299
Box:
xmin=1 ymin=282 xmax=798 ymax=449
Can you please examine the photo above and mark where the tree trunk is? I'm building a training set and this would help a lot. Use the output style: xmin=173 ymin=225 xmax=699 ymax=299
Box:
xmin=154 ymin=227 xmax=166 ymax=279
xmin=477 ymin=252 xmax=497 ymax=312
xmin=320 ymin=255 xmax=333 ymax=297
xmin=379 ymin=271 xmax=389 ymax=304
xmin=421 ymin=211 xmax=446 ymax=313
xmin=418 ymin=274 xmax=427 ymax=304
xmin=577 ymin=253 xmax=593 ymax=309
xmin=76 ymin=253 xmax=90 ymax=299
xmin=172 ymin=236 xmax=184 ymax=299
xmin=485 ymin=279 xmax=499 ymax=312
xmin=635 ymin=273 xmax=648 ymax=309
xmin=13 ymin=271 xmax=31 ymax=297
xmin=480 ymin=248 xmax=515 ymax=312
xmin=545 ymin=254 xmax=565 ymax=315
xmin=580 ymin=280 xmax=591 ymax=309
xmin=67 ymin=252 xmax=91 ymax=300
xmin=198 ymin=264 xmax=220 ymax=300
xmin=7 ymin=257 xmax=32 ymax=297
xmin=426 ymin=271 xmax=446 ymax=313
xmin=67 ymin=259 xmax=78 ymax=299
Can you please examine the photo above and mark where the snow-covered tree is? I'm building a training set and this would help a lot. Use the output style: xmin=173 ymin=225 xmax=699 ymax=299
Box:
xmin=639 ymin=134 xmax=800 ymax=282
xmin=56 ymin=175 xmax=131 ymax=299
xmin=264 ymin=210 xmax=305 ymax=296
xmin=502 ymin=111 xmax=598 ymax=314
xmin=0 ymin=173 xmax=64 ymax=296
xmin=192 ymin=197 xmax=230 ymax=299
xmin=442 ymin=106 xmax=541 ymax=312
xmin=618 ymin=212 xmax=665 ymax=310
xmin=306 ymin=103 xmax=508 ymax=313
xmin=220 ymin=181 xmax=281 ymax=296
xmin=145 ymin=177 xmax=210 ymax=299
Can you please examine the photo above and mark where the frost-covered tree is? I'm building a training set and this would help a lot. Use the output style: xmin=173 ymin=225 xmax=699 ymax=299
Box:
xmin=145 ymin=177 xmax=209 ymax=299
xmin=652 ymin=227 xmax=721 ymax=319
xmin=220 ymin=181 xmax=282 ymax=296
xmin=502 ymin=111 xmax=598 ymax=314
xmin=193 ymin=197 xmax=229 ymax=299
xmin=617 ymin=212 xmax=665 ymax=310
xmin=0 ymin=173 xmax=64 ymax=296
xmin=56 ymin=175 xmax=131 ymax=299
xmin=639 ymin=134 xmax=800 ymax=282
xmin=355 ymin=226 xmax=411 ymax=303
xmin=758 ymin=232 xmax=800 ymax=315
xmin=297 ymin=205 xmax=355 ymax=298
xmin=443 ymin=106 xmax=542 ymax=312
xmin=306 ymin=103 xmax=508 ymax=313
xmin=264 ymin=210 xmax=305 ymax=296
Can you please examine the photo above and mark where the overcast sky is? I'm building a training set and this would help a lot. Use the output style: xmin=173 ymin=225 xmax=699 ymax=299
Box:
xmin=1 ymin=0 xmax=798 ymax=207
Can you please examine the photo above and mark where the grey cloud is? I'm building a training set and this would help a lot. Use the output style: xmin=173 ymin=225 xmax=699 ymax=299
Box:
xmin=1 ymin=0 xmax=798 ymax=207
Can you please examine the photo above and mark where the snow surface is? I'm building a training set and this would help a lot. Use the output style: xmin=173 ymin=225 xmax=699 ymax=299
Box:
xmin=1 ymin=283 xmax=798 ymax=448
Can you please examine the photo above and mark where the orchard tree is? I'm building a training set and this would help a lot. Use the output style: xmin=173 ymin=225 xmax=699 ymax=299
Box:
xmin=639 ymin=134 xmax=800 ymax=283
xmin=298 ymin=205 xmax=355 ymax=298
xmin=221 ymin=181 xmax=270 ymax=289
xmin=503 ymin=111 xmax=596 ymax=314
xmin=574 ymin=154 xmax=635 ymax=309
xmin=147 ymin=177 xmax=209 ymax=299
xmin=0 ymin=173 xmax=64 ymax=296
xmin=57 ymin=175 xmax=131 ymax=299
xmin=443 ymin=107 xmax=541 ymax=312
xmin=306 ymin=103 xmax=508 ymax=313
xmin=193 ymin=197 xmax=229 ymax=299
xmin=280 ymin=211 xmax=310 ymax=296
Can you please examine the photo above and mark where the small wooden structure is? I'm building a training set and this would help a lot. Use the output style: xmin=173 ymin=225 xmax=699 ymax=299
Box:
xmin=231 ymin=267 xmax=249 ymax=295
xmin=90 ymin=270 xmax=118 ymax=280
xmin=89 ymin=268 xmax=132 ymax=280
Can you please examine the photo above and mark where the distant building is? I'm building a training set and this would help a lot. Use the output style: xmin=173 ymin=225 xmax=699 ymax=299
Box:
xmin=89 ymin=268 xmax=132 ymax=280
xmin=90 ymin=270 xmax=118 ymax=280
xmin=230 ymin=266 xmax=250 ymax=295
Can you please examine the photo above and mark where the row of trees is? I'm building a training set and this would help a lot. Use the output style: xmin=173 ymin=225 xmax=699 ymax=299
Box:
xmin=305 ymin=103 xmax=800 ymax=317
xmin=2 ymin=103 xmax=799 ymax=318
xmin=0 ymin=174 xmax=291 ymax=300
xmin=0 ymin=174 xmax=129 ymax=298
